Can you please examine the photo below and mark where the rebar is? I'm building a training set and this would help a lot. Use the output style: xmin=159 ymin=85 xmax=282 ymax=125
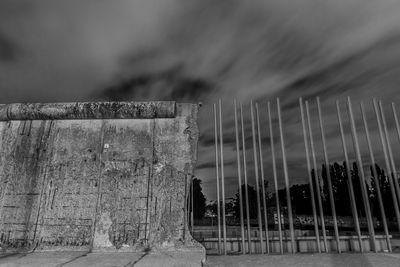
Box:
xmin=336 ymin=100 xmax=363 ymax=252
xmin=347 ymin=97 xmax=377 ymax=252
xmin=299 ymin=98 xmax=321 ymax=253
xmin=256 ymin=103 xmax=270 ymax=254
xmin=234 ymin=99 xmax=246 ymax=254
xmin=277 ymin=98 xmax=295 ymax=253
xmin=316 ymin=97 xmax=341 ymax=253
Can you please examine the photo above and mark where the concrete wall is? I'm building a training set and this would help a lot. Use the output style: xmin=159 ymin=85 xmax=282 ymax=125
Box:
xmin=0 ymin=102 xmax=199 ymax=252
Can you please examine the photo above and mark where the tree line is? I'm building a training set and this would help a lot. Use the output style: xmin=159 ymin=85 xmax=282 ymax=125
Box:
xmin=195 ymin=161 xmax=399 ymax=221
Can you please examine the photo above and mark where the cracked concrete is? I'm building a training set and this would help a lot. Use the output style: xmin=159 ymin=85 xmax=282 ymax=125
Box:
xmin=0 ymin=102 xmax=202 ymax=256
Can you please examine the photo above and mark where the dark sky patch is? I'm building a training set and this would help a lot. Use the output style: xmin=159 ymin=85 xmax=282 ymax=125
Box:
xmin=98 ymin=67 xmax=214 ymax=102
xmin=1 ymin=0 xmax=400 ymax=200
xmin=0 ymin=33 xmax=18 ymax=62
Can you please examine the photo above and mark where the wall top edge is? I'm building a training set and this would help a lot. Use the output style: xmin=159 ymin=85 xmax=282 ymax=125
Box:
xmin=0 ymin=101 xmax=179 ymax=121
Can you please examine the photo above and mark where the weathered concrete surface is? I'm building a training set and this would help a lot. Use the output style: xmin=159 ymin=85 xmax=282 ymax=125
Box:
xmin=0 ymin=101 xmax=176 ymax=121
xmin=0 ymin=102 xmax=201 ymax=256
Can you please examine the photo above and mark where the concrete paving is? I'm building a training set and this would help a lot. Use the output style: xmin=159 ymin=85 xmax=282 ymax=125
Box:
xmin=0 ymin=250 xmax=204 ymax=267
xmin=2 ymin=251 xmax=399 ymax=266
xmin=205 ymin=253 xmax=400 ymax=267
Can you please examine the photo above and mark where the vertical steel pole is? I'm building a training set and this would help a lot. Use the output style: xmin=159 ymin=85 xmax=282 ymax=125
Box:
xmin=213 ymin=103 xmax=222 ymax=254
xmin=256 ymin=103 xmax=270 ymax=254
xmin=299 ymin=98 xmax=321 ymax=253
xmin=316 ymin=97 xmax=341 ymax=253
xmin=373 ymin=99 xmax=400 ymax=232
xmin=392 ymin=102 xmax=400 ymax=146
xmin=218 ymin=99 xmax=227 ymax=255
xmin=268 ymin=101 xmax=284 ymax=254
xmin=251 ymin=100 xmax=265 ymax=254
xmin=360 ymin=102 xmax=391 ymax=252
xmin=277 ymin=98 xmax=296 ymax=253
xmin=234 ymin=100 xmax=246 ymax=254
xmin=240 ymin=103 xmax=252 ymax=253
xmin=306 ymin=101 xmax=328 ymax=252
xmin=347 ymin=97 xmax=377 ymax=252
xmin=380 ymin=101 xmax=400 ymax=206
xmin=392 ymin=103 xmax=400 ymax=205
xmin=336 ymin=100 xmax=363 ymax=252
xmin=392 ymin=103 xmax=400 ymax=170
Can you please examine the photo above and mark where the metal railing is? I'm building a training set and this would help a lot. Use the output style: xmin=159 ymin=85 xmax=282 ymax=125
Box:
xmin=203 ymin=97 xmax=400 ymax=255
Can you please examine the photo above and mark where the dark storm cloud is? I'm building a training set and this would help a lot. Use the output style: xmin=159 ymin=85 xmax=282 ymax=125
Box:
xmin=0 ymin=33 xmax=18 ymax=62
xmin=277 ymin=30 xmax=400 ymax=112
xmin=2 ymin=0 xmax=400 ymax=200
xmin=98 ymin=67 xmax=214 ymax=102
xmin=0 ymin=0 xmax=178 ymax=102
xmin=196 ymin=160 xmax=237 ymax=170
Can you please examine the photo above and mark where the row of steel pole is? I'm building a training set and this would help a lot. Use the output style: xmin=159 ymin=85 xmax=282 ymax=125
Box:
xmin=213 ymin=97 xmax=400 ymax=254
xmin=214 ymin=98 xmax=294 ymax=254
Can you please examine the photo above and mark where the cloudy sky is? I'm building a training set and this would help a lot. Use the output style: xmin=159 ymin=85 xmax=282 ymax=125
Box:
xmin=2 ymin=0 xmax=400 ymax=201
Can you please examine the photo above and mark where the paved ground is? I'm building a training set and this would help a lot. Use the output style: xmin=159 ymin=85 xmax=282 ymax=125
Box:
xmin=205 ymin=253 xmax=400 ymax=267
xmin=0 ymin=250 xmax=204 ymax=267
xmin=1 ymin=251 xmax=400 ymax=266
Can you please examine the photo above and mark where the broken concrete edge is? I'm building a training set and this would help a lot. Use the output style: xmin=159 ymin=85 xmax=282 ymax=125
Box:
xmin=178 ymin=103 xmax=206 ymax=264
xmin=0 ymin=101 xmax=177 ymax=120
xmin=178 ymin=103 xmax=199 ymax=240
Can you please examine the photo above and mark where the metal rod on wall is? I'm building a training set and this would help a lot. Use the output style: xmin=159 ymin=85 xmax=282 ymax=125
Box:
xmin=316 ymin=97 xmax=341 ymax=253
xmin=360 ymin=102 xmax=391 ymax=252
xmin=347 ymin=97 xmax=377 ymax=252
xmin=373 ymin=99 xmax=400 ymax=232
xmin=380 ymin=101 xmax=400 ymax=207
xmin=336 ymin=100 xmax=363 ymax=252
xmin=0 ymin=178 xmax=10 ymax=245
xmin=191 ymin=176 xmax=194 ymax=233
xmin=267 ymin=101 xmax=284 ymax=254
xmin=213 ymin=103 xmax=222 ymax=254
xmin=183 ymin=171 xmax=188 ymax=241
xmin=256 ymin=103 xmax=270 ymax=254
xmin=277 ymin=98 xmax=296 ymax=253
xmin=305 ymin=100 xmax=328 ymax=252
xmin=299 ymin=98 xmax=321 ymax=253
xmin=240 ymin=103 xmax=252 ymax=253
xmin=218 ymin=99 xmax=227 ymax=255
xmin=234 ymin=100 xmax=246 ymax=254
xmin=251 ymin=100 xmax=265 ymax=254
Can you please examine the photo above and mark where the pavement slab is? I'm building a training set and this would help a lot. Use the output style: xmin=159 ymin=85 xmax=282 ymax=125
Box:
xmin=0 ymin=252 xmax=88 ymax=267
xmin=205 ymin=253 xmax=400 ymax=267
xmin=62 ymin=252 xmax=145 ymax=267
xmin=0 ymin=250 xmax=204 ymax=267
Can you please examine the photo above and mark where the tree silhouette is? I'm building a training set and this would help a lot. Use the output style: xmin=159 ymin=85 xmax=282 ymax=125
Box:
xmin=233 ymin=184 xmax=258 ymax=219
xmin=208 ymin=161 xmax=398 ymax=229
xmin=330 ymin=162 xmax=352 ymax=216
xmin=192 ymin=178 xmax=206 ymax=219
xmin=370 ymin=164 xmax=396 ymax=219
xmin=290 ymin=184 xmax=312 ymax=215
